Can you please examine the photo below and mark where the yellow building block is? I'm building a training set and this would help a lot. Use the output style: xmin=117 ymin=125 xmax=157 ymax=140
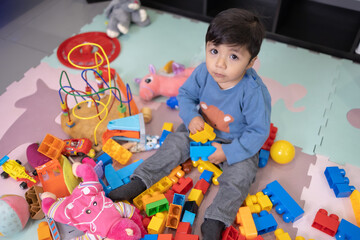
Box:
xmin=189 ymin=122 xmax=216 ymax=143
xmin=295 ymin=237 xmax=315 ymax=240
xmin=192 ymin=159 xmax=222 ymax=185
xmin=256 ymin=192 xmax=273 ymax=212
xmin=147 ymin=212 xmax=168 ymax=234
xmin=162 ymin=122 xmax=174 ymax=132
xmin=275 ymin=228 xmax=291 ymax=240
xmin=102 ymin=138 xmax=132 ymax=165
xmin=168 ymin=165 xmax=185 ymax=184
xmin=350 ymin=189 xmax=360 ymax=226
xmin=188 ymin=188 xmax=204 ymax=206
xmin=236 ymin=206 xmax=257 ymax=239
xmin=244 ymin=194 xmax=261 ymax=213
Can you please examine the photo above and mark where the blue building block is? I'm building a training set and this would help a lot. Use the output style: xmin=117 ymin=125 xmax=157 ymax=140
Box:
xmin=97 ymin=152 xmax=112 ymax=166
xmin=159 ymin=130 xmax=171 ymax=146
xmin=258 ymin=149 xmax=270 ymax=168
xmin=199 ymin=170 xmax=214 ymax=184
xmin=252 ymin=210 xmax=277 ymax=235
xmin=104 ymin=159 xmax=144 ymax=192
xmin=182 ymin=210 xmax=196 ymax=226
xmin=335 ymin=219 xmax=360 ymax=240
xmin=262 ymin=180 xmax=304 ymax=223
xmin=324 ymin=166 xmax=355 ymax=198
xmin=143 ymin=234 xmax=159 ymax=240
xmin=190 ymin=141 xmax=216 ymax=161
xmin=173 ymin=193 xmax=186 ymax=207
xmin=166 ymin=96 xmax=179 ymax=109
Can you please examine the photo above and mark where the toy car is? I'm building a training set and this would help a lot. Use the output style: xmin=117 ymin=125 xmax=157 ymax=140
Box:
xmin=63 ymin=138 xmax=92 ymax=156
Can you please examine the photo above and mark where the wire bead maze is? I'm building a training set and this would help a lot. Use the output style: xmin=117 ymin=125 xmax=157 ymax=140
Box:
xmin=58 ymin=42 xmax=135 ymax=147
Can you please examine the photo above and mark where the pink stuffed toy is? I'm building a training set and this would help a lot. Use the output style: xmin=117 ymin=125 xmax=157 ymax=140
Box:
xmin=41 ymin=162 xmax=147 ymax=240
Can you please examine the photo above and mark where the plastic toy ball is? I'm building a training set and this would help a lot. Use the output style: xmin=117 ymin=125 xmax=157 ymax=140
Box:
xmin=270 ymin=140 xmax=295 ymax=164
xmin=0 ymin=195 xmax=30 ymax=236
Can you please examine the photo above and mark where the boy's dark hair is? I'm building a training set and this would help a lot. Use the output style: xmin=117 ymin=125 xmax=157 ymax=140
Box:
xmin=206 ymin=8 xmax=265 ymax=60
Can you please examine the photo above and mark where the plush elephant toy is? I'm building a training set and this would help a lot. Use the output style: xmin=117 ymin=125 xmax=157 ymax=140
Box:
xmin=41 ymin=162 xmax=147 ymax=240
xmin=105 ymin=0 xmax=151 ymax=38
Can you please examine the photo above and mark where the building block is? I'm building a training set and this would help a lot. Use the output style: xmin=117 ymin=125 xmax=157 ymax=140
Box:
xmin=189 ymin=122 xmax=216 ymax=143
xmin=143 ymin=234 xmax=159 ymax=240
xmin=335 ymin=219 xmax=360 ymax=240
xmin=158 ymin=234 xmax=174 ymax=240
xmin=164 ymin=189 xmax=175 ymax=204
xmin=324 ymin=166 xmax=355 ymax=198
xmin=38 ymin=134 xmax=66 ymax=160
xmin=262 ymin=180 xmax=304 ymax=222
xmin=104 ymin=159 xmax=143 ymax=191
xmin=182 ymin=201 xmax=199 ymax=219
xmin=199 ymin=170 xmax=214 ymax=184
xmin=311 ymin=208 xmax=340 ymax=236
xmin=295 ymin=237 xmax=315 ymax=240
xmin=159 ymin=130 xmax=172 ymax=146
xmin=188 ymin=188 xmax=204 ymax=206
xmin=181 ymin=159 xmax=193 ymax=174
xmin=143 ymin=192 xmax=166 ymax=208
xmin=166 ymin=204 xmax=182 ymax=229
xmin=258 ymin=149 xmax=270 ymax=168
xmin=274 ymin=228 xmax=291 ymax=240
xmin=194 ymin=178 xmax=210 ymax=195
xmin=221 ymin=225 xmax=239 ymax=240
xmin=261 ymin=123 xmax=278 ymax=151
xmin=244 ymin=192 xmax=272 ymax=213
xmin=172 ymin=193 xmax=186 ymax=207
xmin=172 ymin=177 xmax=193 ymax=195
xmin=182 ymin=210 xmax=196 ymax=226
xmin=253 ymin=236 xmax=265 ymax=240
xmin=148 ymin=212 xmax=168 ymax=234
xmin=143 ymin=216 xmax=152 ymax=229
xmin=252 ymin=210 xmax=277 ymax=235
xmin=162 ymin=122 xmax=174 ymax=132
xmin=190 ymin=141 xmax=216 ymax=161
xmin=168 ymin=165 xmax=185 ymax=184
xmin=192 ymin=159 xmax=222 ymax=185
xmin=236 ymin=206 xmax=257 ymax=239
xmin=37 ymin=221 xmax=52 ymax=240
xmin=166 ymin=96 xmax=179 ymax=109
xmin=102 ymin=138 xmax=132 ymax=165
xmin=176 ymin=222 xmax=192 ymax=235
xmin=96 ymin=152 xmax=112 ymax=166
xmin=350 ymin=190 xmax=360 ymax=226
xmin=145 ymin=196 xmax=169 ymax=217
xmin=174 ymin=234 xmax=199 ymax=240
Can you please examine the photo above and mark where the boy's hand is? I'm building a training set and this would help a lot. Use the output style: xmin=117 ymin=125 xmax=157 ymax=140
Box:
xmin=208 ymin=142 xmax=226 ymax=165
xmin=188 ymin=116 xmax=205 ymax=135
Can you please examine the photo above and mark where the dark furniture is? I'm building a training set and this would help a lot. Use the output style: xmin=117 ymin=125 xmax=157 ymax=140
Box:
xmin=142 ymin=0 xmax=360 ymax=62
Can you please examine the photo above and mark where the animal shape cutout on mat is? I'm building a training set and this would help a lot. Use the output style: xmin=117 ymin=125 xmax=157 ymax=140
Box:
xmin=0 ymin=79 xmax=68 ymax=158
xmin=41 ymin=162 xmax=147 ymax=240
xmin=347 ymin=108 xmax=360 ymax=129
xmin=136 ymin=63 xmax=195 ymax=101
xmin=105 ymin=0 xmax=151 ymax=38
xmin=253 ymin=60 xmax=307 ymax=112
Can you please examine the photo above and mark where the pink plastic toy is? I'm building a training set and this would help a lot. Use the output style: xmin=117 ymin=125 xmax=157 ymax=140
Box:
xmin=136 ymin=63 xmax=195 ymax=101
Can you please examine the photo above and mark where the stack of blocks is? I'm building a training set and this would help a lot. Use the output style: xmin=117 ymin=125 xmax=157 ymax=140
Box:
xmin=324 ymin=166 xmax=356 ymax=198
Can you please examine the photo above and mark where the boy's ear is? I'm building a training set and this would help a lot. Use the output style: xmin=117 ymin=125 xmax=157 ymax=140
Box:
xmin=247 ymin=56 xmax=257 ymax=69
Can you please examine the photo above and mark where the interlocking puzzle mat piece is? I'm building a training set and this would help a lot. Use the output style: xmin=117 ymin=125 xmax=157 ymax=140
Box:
xmin=294 ymin=154 xmax=360 ymax=239
xmin=314 ymin=59 xmax=360 ymax=167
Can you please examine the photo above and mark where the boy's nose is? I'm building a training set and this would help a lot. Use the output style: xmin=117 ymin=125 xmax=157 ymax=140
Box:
xmin=215 ymin=57 xmax=226 ymax=69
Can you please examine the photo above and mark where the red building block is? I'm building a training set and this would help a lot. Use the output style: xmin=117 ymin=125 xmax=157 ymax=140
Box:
xmin=158 ymin=234 xmax=174 ymax=240
xmin=222 ymin=226 xmax=239 ymax=240
xmin=194 ymin=179 xmax=211 ymax=195
xmin=174 ymin=233 xmax=199 ymax=240
xmin=164 ymin=189 xmax=175 ymax=204
xmin=312 ymin=208 xmax=340 ymax=237
xmin=176 ymin=222 xmax=192 ymax=235
xmin=261 ymin=123 xmax=278 ymax=151
xmin=172 ymin=177 xmax=193 ymax=195
xmin=142 ymin=216 xmax=152 ymax=229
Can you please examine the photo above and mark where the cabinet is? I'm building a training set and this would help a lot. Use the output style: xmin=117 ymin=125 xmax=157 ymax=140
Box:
xmin=141 ymin=0 xmax=360 ymax=62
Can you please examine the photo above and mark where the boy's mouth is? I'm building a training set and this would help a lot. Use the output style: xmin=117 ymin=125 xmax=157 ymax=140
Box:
xmin=214 ymin=72 xmax=225 ymax=78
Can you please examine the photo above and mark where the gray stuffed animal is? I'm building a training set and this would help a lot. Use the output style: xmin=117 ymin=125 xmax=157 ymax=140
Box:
xmin=105 ymin=0 xmax=151 ymax=38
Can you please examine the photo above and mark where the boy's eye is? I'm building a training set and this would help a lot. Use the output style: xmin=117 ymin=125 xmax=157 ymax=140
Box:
xmin=210 ymin=49 xmax=218 ymax=54
xmin=230 ymin=54 xmax=238 ymax=60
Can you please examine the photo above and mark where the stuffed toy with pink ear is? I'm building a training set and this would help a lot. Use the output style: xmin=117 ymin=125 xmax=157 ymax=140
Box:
xmin=41 ymin=162 xmax=147 ymax=240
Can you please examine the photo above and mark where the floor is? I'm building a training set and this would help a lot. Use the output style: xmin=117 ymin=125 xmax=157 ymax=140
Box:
xmin=1 ymin=0 xmax=360 ymax=239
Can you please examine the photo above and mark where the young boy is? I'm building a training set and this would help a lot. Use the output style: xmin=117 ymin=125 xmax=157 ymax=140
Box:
xmin=109 ymin=8 xmax=271 ymax=240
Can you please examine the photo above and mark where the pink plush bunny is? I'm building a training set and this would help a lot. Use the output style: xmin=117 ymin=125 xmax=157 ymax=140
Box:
xmin=41 ymin=162 xmax=146 ymax=240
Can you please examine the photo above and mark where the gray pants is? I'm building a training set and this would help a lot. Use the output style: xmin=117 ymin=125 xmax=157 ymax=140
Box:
xmin=133 ymin=124 xmax=259 ymax=226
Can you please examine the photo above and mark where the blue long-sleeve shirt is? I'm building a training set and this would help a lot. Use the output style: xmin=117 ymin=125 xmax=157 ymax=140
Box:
xmin=178 ymin=62 xmax=271 ymax=165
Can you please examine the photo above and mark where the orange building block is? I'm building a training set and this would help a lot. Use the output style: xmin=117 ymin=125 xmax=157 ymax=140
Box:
xmin=158 ymin=234 xmax=174 ymax=240
xmin=166 ymin=204 xmax=182 ymax=229
xmin=142 ymin=192 xmax=166 ymax=211
xmin=236 ymin=206 xmax=257 ymax=239
xmin=102 ymin=138 xmax=132 ymax=165
xmin=189 ymin=122 xmax=216 ymax=143
xmin=37 ymin=221 xmax=52 ymax=240
xmin=148 ymin=212 xmax=168 ymax=234
xmin=168 ymin=165 xmax=185 ymax=184
xmin=38 ymin=134 xmax=65 ymax=160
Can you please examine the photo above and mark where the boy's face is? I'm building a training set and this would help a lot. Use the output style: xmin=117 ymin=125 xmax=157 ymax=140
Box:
xmin=206 ymin=42 xmax=256 ymax=89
